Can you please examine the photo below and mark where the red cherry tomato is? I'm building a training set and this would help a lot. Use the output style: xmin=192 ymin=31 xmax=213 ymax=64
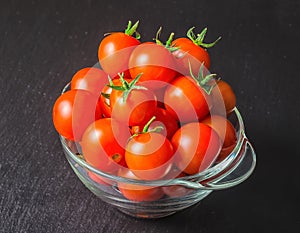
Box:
xmin=110 ymin=84 xmax=157 ymax=127
xmin=201 ymin=115 xmax=237 ymax=148
xmin=211 ymin=80 xmax=236 ymax=114
xmin=129 ymin=43 xmax=177 ymax=90
xmin=172 ymin=38 xmax=210 ymax=75
xmin=164 ymin=76 xmax=211 ymax=123
xmin=172 ymin=122 xmax=221 ymax=175
xmin=81 ymin=118 xmax=129 ymax=173
xmin=98 ymin=21 xmax=141 ymax=78
xmin=125 ymin=132 xmax=174 ymax=180
xmin=171 ymin=27 xmax=220 ymax=75
xmin=52 ymin=89 xmax=102 ymax=141
xmin=70 ymin=67 xmax=108 ymax=98
xmin=117 ymin=168 xmax=164 ymax=202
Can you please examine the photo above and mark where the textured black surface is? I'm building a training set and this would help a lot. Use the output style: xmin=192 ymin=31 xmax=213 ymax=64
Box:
xmin=1 ymin=0 xmax=299 ymax=232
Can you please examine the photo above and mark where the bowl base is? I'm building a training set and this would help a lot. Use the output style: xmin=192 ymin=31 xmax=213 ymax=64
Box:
xmin=117 ymin=208 xmax=177 ymax=219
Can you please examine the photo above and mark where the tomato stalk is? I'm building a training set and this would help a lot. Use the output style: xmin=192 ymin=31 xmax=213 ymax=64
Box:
xmin=125 ymin=20 xmax=141 ymax=39
xmin=188 ymin=62 xmax=217 ymax=94
xmin=187 ymin=27 xmax=221 ymax=49
xmin=142 ymin=116 xmax=164 ymax=133
xmin=109 ymin=73 xmax=147 ymax=103
xmin=130 ymin=116 xmax=164 ymax=139
xmin=155 ymin=27 xmax=178 ymax=52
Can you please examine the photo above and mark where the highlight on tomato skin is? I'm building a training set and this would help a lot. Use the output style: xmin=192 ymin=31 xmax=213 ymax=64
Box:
xmin=98 ymin=21 xmax=141 ymax=79
xmin=80 ymin=118 xmax=129 ymax=173
xmin=164 ymin=75 xmax=211 ymax=123
xmin=110 ymin=87 xmax=157 ymax=127
xmin=52 ymin=89 xmax=102 ymax=141
xmin=117 ymin=168 xmax=165 ymax=202
xmin=125 ymin=132 xmax=174 ymax=180
xmin=70 ymin=67 xmax=108 ymax=98
xmin=128 ymin=43 xmax=177 ymax=90
xmin=172 ymin=122 xmax=222 ymax=175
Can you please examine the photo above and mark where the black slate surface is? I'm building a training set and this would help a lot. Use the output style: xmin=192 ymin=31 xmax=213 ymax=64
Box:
xmin=1 ymin=0 xmax=299 ymax=232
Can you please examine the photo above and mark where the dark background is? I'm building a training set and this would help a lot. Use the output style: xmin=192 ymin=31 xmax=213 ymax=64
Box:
xmin=1 ymin=0 xmax=299 ymax=232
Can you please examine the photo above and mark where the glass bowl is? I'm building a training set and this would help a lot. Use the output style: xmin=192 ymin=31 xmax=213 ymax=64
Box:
xmin=59 ymin=105 xmax=256 ymax=219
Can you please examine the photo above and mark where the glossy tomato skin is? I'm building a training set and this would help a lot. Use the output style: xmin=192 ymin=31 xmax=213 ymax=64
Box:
xmin=70 ymin=67 xmax=108 ymax=98
xmin=110 ymin=88 xmax=157 ymax=126
xmin=172 ymin=122 xmax=221 ymax=175
xmin=202 ymin=115 xmax=237 ymax=162
xmin=98 ymin=33 xmax=140 ymax=78
xmin=117 ymin=168 xmax=164 ymax=202
xmin=52 ymin=89 xmax=102 ymax=141
xmin=125 ymin=132 xmax=174 ymax=180
xmin=201 ymin=115 xmax=237 ymax=148
xmin=211 ymin=80 xmax=236 ymax=114
xmin=81 ymin=118 xmax=129 ymax=173
xmin=129 ymin=43 xmax=177 ymax=90
xmin=172 ymin=38 xmax=210 ymax=76
xmin=164 ymin=76 xmax=211 ymax=123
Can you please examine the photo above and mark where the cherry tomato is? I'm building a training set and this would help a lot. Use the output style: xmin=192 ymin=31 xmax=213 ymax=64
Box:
xmin=211 ymin=80 xmax=236 ymax=114
xmin=172 ymin=122 xmax=221 ymax=175
xmin=70 ymin=67 xmax=108 ymax=98
xmin=129 ymin=43 xmax=177 ymax=89
xmin=164 ymin=76 xmax=211 ymax=123
xmin=171 ymin=27 xmax=220 ymax=75
xmin=52 ymin=89 xmax=102 ymax=141
xmin=125 ymin=132 xmax=174 ymax=180
xmin=172 ymin=38 xmax=210 ymax=75
xmin=117 ymin=168 xmax=164 ymax=202
xmin=201 ymin=115 xmax=237 ymax=148
xmin=131 ymin=107 xmax=179 ymax=140
xmin=81 ymin=118 xmax=129 ymax=173
xmin=98 ymin=21 xmax=141 ymax=78
xmin=99 ymin=78 xmax=131 ymax=118
xmin=110 ymin=79 xmax=157 ymax=126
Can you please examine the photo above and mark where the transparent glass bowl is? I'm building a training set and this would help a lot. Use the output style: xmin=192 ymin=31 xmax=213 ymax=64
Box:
xmin=59 ymin=106 xmax=256 ymax=219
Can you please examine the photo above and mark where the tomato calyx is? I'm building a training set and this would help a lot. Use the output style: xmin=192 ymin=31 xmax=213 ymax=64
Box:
xmin=104 ymin=20 xmax=141 ymax=39
xmin=108 ymin=73 xmax=147 ymax=102
xmin=188 ymin=62 xmax=219 ymax=94
xmin=155 ymin=27 xmax=179 ymax=52
xmin=187 ymin=27 xmax=221 ymax=49
xmin=131 ymin=116 xmax=164 ymax=138
xmin=124 ymin=20 xmax=141 ymax=39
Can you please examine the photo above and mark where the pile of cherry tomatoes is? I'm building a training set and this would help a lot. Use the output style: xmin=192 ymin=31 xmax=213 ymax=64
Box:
xmin=52 ymin=21 xmax=237 ymax=202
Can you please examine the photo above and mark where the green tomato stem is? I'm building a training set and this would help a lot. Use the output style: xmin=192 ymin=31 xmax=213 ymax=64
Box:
xmin=143 ymin=116 xmax=156 ymax=133
xmin=187 ymin=26 xmax=221 ymax=49
xmin=125 ymin=20 xmax=141 ymax=39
